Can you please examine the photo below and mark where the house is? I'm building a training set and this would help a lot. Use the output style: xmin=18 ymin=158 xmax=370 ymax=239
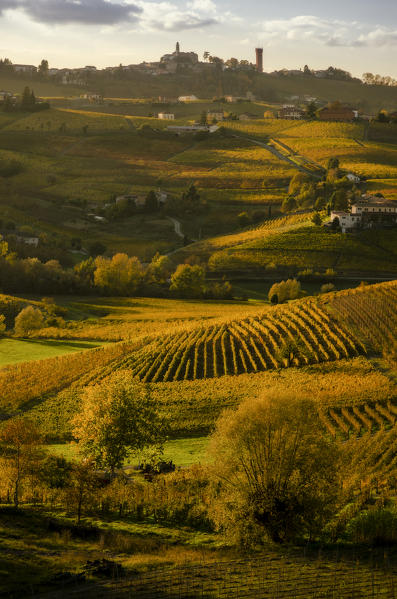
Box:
xmin=207 ymin=111 xmax=224 ymax=122
xmin=158 ymin=113 xmax=175 ymax=120
xmin=13 ymin=64 xmax=37 ymax=74
xmin=16 ymin=236 xmax=39 ymax=247
xmin=330 ymin=211 xmax=361 ymax=233
xmin=80 ymin=92 xmax=103 ymax=103
xmin=278 ymin=105 xmax=305 ymax=120
xmin=0 ymin=90 xmax=16 ymax=104
xmin=317 ymin=104 xmax=357 ymax=122
xmin=178 ymin=95 xmax=198 ymax=102
xmin=167 ymin=124 xmax=218 ymax=134
xmin=330 ymin=195 xmax=397 ymax=232
xmin=346 ymin=173 xmax=360 ymax=183
xmin=156 ymin=190 xmax=168 ymax=205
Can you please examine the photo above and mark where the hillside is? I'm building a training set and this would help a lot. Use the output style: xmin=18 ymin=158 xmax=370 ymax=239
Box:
xmin=3 ymin=70 xmax=397 ymax=111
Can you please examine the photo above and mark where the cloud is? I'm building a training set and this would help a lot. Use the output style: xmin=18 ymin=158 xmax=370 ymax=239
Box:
xmin=0 ymin=0 xmax=219 ymax=30
xmin=0 ymin=0 xmax=17 ymax=14
xmin=15 ymin=0 xmax=141 ymax=25
xmin=258 ymin=15 xmax=397 ymax=48
xmin=134 ymin=0 xmax=218 ymax=32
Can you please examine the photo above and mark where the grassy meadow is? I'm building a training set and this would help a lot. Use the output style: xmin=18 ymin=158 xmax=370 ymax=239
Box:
xmin=0 ymin=338 xmax=103 ymax=366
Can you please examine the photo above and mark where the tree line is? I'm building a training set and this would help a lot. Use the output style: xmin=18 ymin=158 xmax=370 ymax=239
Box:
xmin=1 ymin=373 xmax=395 ymax=545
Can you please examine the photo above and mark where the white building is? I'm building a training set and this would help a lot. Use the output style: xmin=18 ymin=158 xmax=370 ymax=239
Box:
xmin=330 ymin=196 xmax=397 ymax=232
xmin=158 ymin=113 xmax=175 ymax=120
xmin=346 ymin=173 xmax=361 ymax=183
xmin=13 ymin=64 xmax=37 ymax=74
xmin=178 ymin=95 xmax=198 ymax=102
xmin=207 ymin=112 xmax=224 ymax=121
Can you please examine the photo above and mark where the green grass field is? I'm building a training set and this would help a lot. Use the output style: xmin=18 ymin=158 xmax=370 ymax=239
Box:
xmin=0 ymin=338 xmax=104 ymax=367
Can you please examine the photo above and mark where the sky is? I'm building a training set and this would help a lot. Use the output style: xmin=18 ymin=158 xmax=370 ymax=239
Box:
xmin=0 ymin=0 xmax=397 ymax=77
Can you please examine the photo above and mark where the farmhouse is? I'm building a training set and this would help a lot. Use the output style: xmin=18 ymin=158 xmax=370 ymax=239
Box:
xmin=80 ymin=92 xmax=103 ymax=103
xmin=167 ymin=124 xmax=218 ymax=134
xmin=178 ymin=95 xmax=198 ymax=102
xmin=278 ymin=105 xmax=305 ymax=120
xmin=158 ymin=113 xmax=175 ymax=120
xmin=331 ymin=195 xmax=397 ymax=232
xmin=318 ymin=104 xmax=358 ymax=122
xmin=13 ymin=64 xmax=37 ymax=74
xmin=207 ymin=112 xmax=224 ymax=121
xmin=0 ymin=90 xmax=16 ymax=104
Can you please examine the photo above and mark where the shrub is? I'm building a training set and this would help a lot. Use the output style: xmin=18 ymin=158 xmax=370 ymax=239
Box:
xmin=346 ymin=508 xmax=397 ymax=545
xmin=321 ymin=283 xmax=336 ymax=294
xmin=268 ymin=279 xmax=301 ymax=303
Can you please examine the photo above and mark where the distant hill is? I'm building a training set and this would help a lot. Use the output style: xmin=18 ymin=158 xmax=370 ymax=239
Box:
xmin=2 ymin=70 xmax=397 ymax=112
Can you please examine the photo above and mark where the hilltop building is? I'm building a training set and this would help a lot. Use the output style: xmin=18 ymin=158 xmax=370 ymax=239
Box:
xmin=255 ymin=48 xmax=263 ymax=73
xmin=330 ymin=195 xmax=397 ymax=232
xmin=160 ymin=42 xmax=199 ymax=73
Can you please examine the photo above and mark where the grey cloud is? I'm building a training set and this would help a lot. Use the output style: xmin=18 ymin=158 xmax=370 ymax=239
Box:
xmin=149 ymin=15 xmax=217 ymax=31
xmin=6 ymin=0 xmax=142 ymax=25
xmin=0 ymin=0 xmax=18 ymax=14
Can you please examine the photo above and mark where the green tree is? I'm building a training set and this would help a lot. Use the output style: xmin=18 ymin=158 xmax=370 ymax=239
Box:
xmin=200 ymin=111 xmax=208 ymax=126
xmin=88 ymin=241 xmax=106 ymax=256
xmin=72 ymin=373 xmax=165 ymax=476
xmin=145 ymin=190 xmax=158 ymax=213
xmin=146 ymin=253 xmax=172 ymax=285
xmin=170 ymin=264 xmax=206 ymax=298
xmin=209 ymin=394 xmax=340 ymax=544
xmin=38 ymin=59 xmax=49 ymax=78
xmin=327 ymin=157 xmax=340 ymax=170
xmin=14 ymin=306 xmax=44 ymax=336
xmin=306 ymin=101 xmax=317 ymax=119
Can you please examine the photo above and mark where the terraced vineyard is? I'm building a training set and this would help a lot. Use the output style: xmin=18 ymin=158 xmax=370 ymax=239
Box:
xmin=319 ymin=400 xmax=397 ymax=440
xmin=325 ymin=280 xmax=397 ymax=351
xmin=115 ymin=301 xmax=364 ymax=383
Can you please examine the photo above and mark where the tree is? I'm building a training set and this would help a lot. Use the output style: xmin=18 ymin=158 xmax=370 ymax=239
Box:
xmin=94 ymin=253 xmax=143 ymax=295
xmin=200 ymin=111 xmax=208 ymax=126
xmin=72 ymin=373 xmax=165 ymax=476
xmin=306 ymin=101 xmax=317 ymax=119
xmin=238 ymin=212 xmax=250 ymax=227
xmin=21 ymin=86 xmax=36 ymax=111
xmin=14 ymin=306 xmax=44 ymax=336
xmin=169 ymin=264 xmax=205 ymax=298
xmin=145 ymin=190 xmax=158 ymax=213
xmin=327 ymin=157 xmax=340 ymax=171
xmin=0 ymin=314 xmax=5 ymax=336
xmin=38 ymin=59 xmax=49 ymax=78
xmin=311 ymin=212 xmax=322 ymax=226
xmin=268 ymin=279 xmax=301 ymax=304
xmin=146 ymin=253 xmax=172 ymax=285
xmin=281 ymin=196 xmax=297 ymax=213
xmin=209 ymin=394 xmax=340 ymax=544
xmin=0 ymin=418 xmax=43 ymax=508
xmin=203 ymin=51 xmax=210 ymax=62
xmin=88 ymin=241 xmax=106 ymax=256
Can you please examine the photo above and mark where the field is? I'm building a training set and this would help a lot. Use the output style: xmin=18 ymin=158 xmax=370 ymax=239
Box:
xmin=0 ymin=338 xmax=103 ymax=366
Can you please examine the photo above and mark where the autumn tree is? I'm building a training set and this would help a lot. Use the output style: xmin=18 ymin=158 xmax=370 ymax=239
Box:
xmin=169 ymin=264 xmax=205 ymax=298
xmin=0 ymin=418 xmax=43 ymax=508
xmin=94 ymin=253 xmax=143 ymax=295
xmin=209 ymin=394 xmax=340 ymax=544
xmin=14 ymin=306 xmax=44 ymax=336
xmin=0 ymin=314 xmax=5 ymax=336
xmin=73 ymin=373 xmax=166 ymax=476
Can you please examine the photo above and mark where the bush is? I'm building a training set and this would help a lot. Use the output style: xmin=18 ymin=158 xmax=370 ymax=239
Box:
xmin=321 ymin=283 xmax=336 ymax=294
xmin=346 ymin=508 xmax=397 ymax=545
xmin=14 ymin=306 xmax=44 ymax=336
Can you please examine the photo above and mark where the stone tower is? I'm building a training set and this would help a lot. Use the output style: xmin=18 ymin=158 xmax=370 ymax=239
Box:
xmin=176 ymin=42 xmax=180 ymax=55
xmin=255 ymin=47 xmax=263 ymax=73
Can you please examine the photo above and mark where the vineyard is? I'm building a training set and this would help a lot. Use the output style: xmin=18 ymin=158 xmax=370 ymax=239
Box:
xmin=324 ymin=280 xmax=397 ymax=352
xmin=111 ymin=300 xmax=364 ymax=383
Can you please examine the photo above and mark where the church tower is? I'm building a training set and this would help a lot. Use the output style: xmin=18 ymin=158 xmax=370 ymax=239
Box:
xmin=176 ymin=42 xmax=180 ymax=56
